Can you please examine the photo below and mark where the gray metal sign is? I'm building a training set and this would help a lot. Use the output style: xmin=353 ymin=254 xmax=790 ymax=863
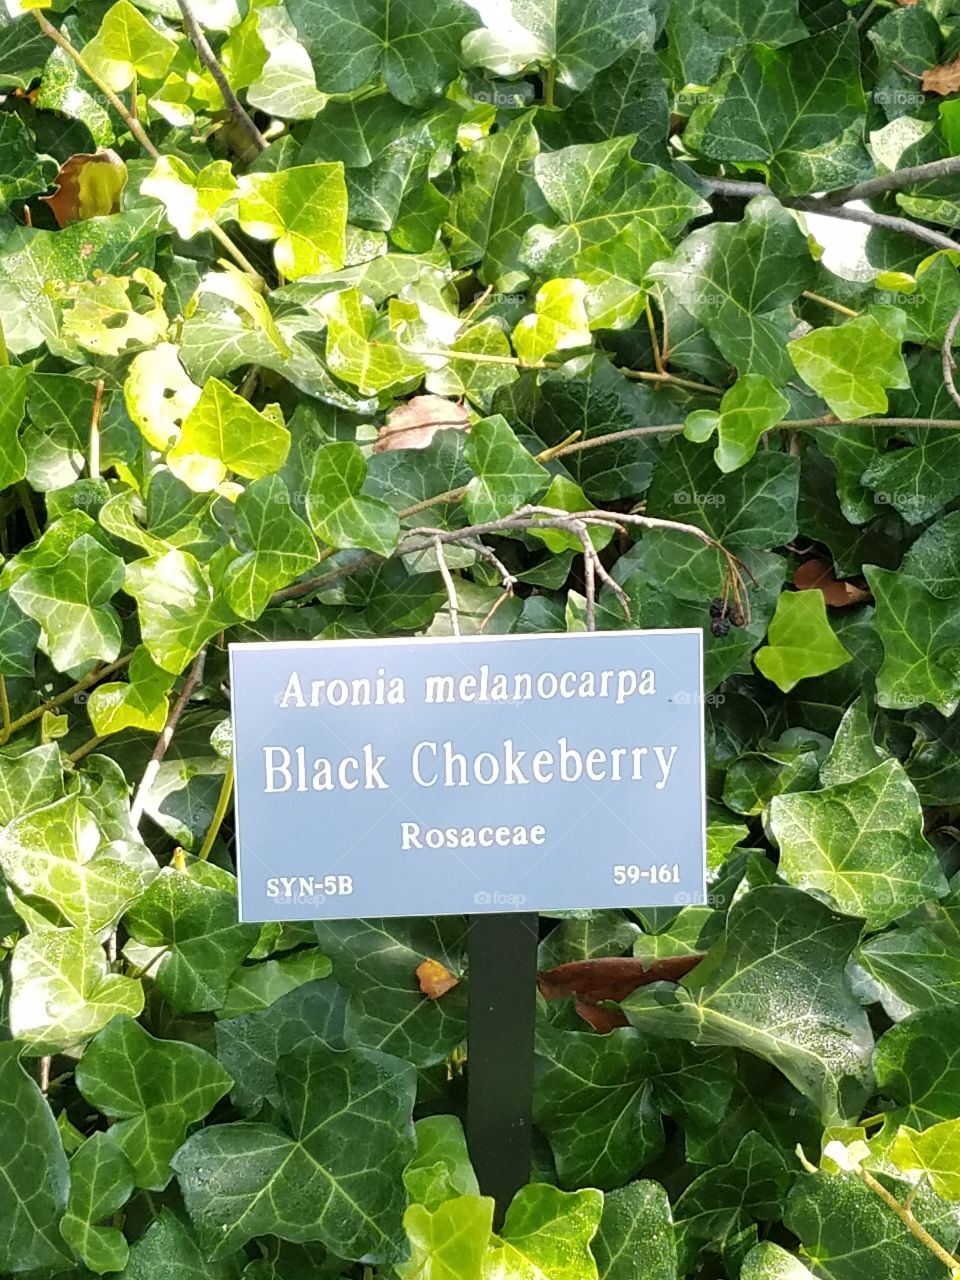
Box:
xmin=229 ymin=630 xmax=707 ymax=920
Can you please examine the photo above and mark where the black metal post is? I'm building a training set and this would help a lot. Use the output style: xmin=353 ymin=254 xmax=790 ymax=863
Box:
xmin=466 ymin=912 xmax=539 ymax=1226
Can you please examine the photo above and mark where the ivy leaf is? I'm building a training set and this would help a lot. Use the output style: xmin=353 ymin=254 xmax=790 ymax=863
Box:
xmin=0 ymin=113 xmax=54 ymax=214
xmin=0 ymin=364 xmax=28 ymax=490
xmin=173 ymin=1041 xmax=417 ymax=1262
xmin=313 ymin=916 xmax=467 ymax=1067
xmin=784 ymin=1168 xmax=960 ymax=1280
xmin=741 ymin=1242 xmax=817 ymax=1278
xmin=75 ymin=1015 xmax=232 ymax=1190
xmin=685 ymin=374 xmax=790 ymax=473
xmin=306 ymin=442 xmax=400 ymax=557
xmin=9 ymin=929 xmax=144 ymax=1054
xmin=60 ymin=1132 xmax=135 ymax=1274
xmin=0 ymin=1042 xmax=70 ymax=1273
xmin=9 ymin=533 xmax=124 ymax=671
xmin=858 ymin=912 xmax=960 ymax=1020
xmin=123 ymin=864 xmax=259 ymax=1013
xmin=891 ymin=1120 xmax=960 ymax=1200
xmin=512 ymin=277 xmax=591 ymax=361
xmin=623 ymin=885 xmax=874 ymax=1123
xmin=464 ymin=414 xmax=549 ymax=523
xmin=0 ymin=743 xmax=62 ymax=825
xmin=323 ymin=286 xmax=426 ymax=395
xmin=125 ymin=548 xmax=237 ymax=674
xmin=485 ymin=1183 xmax=603 ymax=1280
xmin=82 ymin=0 xmax=178 ymax=91
xmin=168 ymin=377 xmax=290 ymax=492
xmin=141 ymin=156 xmax=237 ymax=238
xmin=287 ymin=0 xmax=477 ymax=105
xmin=404 ymin=1115 xmax=479 ymax=1211
xmin=447 ymin=111 xmax=544 ymax=291
xmin=215 ymin=979 xmax=347 ymax=1114
xmin=218 ymin=947 xmax=332 ymax=1019
xmin=649 ymin=195 xmax=816 ymax=384
xmin=755 ymin=590 xmax=852 ymax=692
xmin=533 ymin=1024 xmax=663 ymax=1190
xmin=400 ymin=1195 xmax=493 ymax=1280
xmin=591 ymin=1180 xmax=677 ymax=1280
xmin=874 ymin=1010 xmax=960 ymax=1130
xmin=87 ymin=645 xmax=173 ymax=735
xmin=118 ymin=1208 xmax=242 ymax=1280
xmin=462 ymin=0 xmax=658 ymax=91
xmin=237 ymin=165 xmax=347 ymax=280
xmin=685 ymin=24 xmax=869 ymax=194
xmin=789 ymin=312 xmax=911 ymax=420
xmin=0 ymin=792 xmax=153 ymax=931
xmin=222 ymin=475 xmax=318 ymax=620
xmin=864 ymin=566 xmax=960 ymax=714
xmin=426 ymin=318 xmax=519 ymax=409
xmin=770 ymin=759 xmax=947 ymax=928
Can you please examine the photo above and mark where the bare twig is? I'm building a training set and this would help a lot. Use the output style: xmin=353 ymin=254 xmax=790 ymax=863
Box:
xmin=66 ymin=734 xmax=108 ymax=764
xmin=198 ymin=760 xmax=234 ymax=861
xmin=130 ymin=649 xmax=208 ymax=829
xmin=0 ymin=677 xmax=10 ymax=748
xmin=856 ymin=1165 xmax=960 ymax=1276
xmin=703 ymin=176 xmax=959 ymax=253
xmin=175 ymin=0 xmax=269 ymax=153
xmin=434 ymin=537 xmax=461 ymax=636
xmin=943 ymin=305 xmax=960 ymax=413
xmin=39 ymin=1057 xmax=50 ymax=1095
xmin=1 ymin=655 xmax=133 ymax=742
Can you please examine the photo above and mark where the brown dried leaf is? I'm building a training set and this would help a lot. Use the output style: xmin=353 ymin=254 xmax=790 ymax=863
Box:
xmin=538 ymin=954 xmax=704 ymax=1032
xmin=922 ymin=55 xmax=960 ymax=95
xmin=793 ymin=557 xmax=872 ymax=607
xmin=416 ymin=957 xmax=460 ymax=1000
xmin=40 ymin=150 xmax=127 ymax=228
xmin=373 ymin=394 xmax=470 ymax=454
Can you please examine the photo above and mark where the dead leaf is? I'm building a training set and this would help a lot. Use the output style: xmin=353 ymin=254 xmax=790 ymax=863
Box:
xmin=40 ymin=150 xmax=127 ymax=228
xmin=922 ymin=55 xmax=960 ymax=95
xmin=538 ymin=955 xmax=704 ymax=1033
xmin=373 ymin=394 xmax=470 ymax=453
xmin=794 ymin=557 xmax=872 ymax=608
xmin=416 ymin=957 xmax=460 ymax=1000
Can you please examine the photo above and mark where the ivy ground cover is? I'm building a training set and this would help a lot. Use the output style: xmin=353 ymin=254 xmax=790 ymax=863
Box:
xmin=6 ymin=0 xmax=960 ymax=1277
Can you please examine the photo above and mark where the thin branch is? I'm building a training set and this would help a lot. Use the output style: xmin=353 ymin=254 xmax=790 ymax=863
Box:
xmin=856 ymin=1165 xmax=960 ymax=1276
xmin=33 ymin=11 xmax=265 ymax=282
xmin=703 ymin=176 xmax=958 ymax=253
xmin=0 ymin=677 xmax=10 ymax=748
xmin=943 ymin=305 xmax=960 ymax=413
xmin=175 ymin=0 xmax=269 ymax=153
xmin=828 ymin=158 xmax=960 ymax=207
xmin=130 ymin=649 xmax=208 ymax=830
xmin=406 ymin=347 xmax=725 ymax=398
xmin=434 ymin=538 xmax=461 ymax=635
xmin=198 ymin=760 xmax=234 ymax=861
xmin=802 ymin=290 xmax=860 ymax=319
xmin=1 ymin=655 xmax=133 ymax=741
xmin=66 ymin=734 xmax=108 ymax=764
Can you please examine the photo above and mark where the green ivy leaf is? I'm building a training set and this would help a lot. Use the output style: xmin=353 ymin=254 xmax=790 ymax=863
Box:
xmin=623 ymin=885 xmax=874 ymax=1122
xmin=123 ymin=863 xmax=259 ymax=1012
xmin=865 ymin=566 xmax=960 ymax=714
xmin=237 ymin=164 xmax=347 ymax=280
xmin=60 ymin=1132 xmax=135 ymax=1274
xmin=891 ymin=1119 xmax=960 ymax=1200
xmin=87 ymin=645 xmax=173 ymax=735
xmin=685 ymin=374 xmax=790 ymax=473
xmin=591 ymin=1180 xmax=677 ymax=1280
xmin=399 ymin=1196 xmax=494 ymax=1280
xmin=125 ymin=548 xmax=237 ymax=673
xmin=512 ymin=277 xmax=591 ymax=362
xmin=770 ymin=759 xmax=947 ymax=928
xmin=464 ymin=414 xmax=549 ymax=523
xmin=287 ymin=0 xmax=477 ymax=105
xmin=755 ymin=590 xmax=852 ymax=692
xmin=649 ymin=195 xmax=815 ymax=384
xmin=76 ymin=1015 xmax=232 ymax=1189
xmin=82 ymin=0 xmax=178 ymax=91
xmin=222 ymin=475 xmax=318 ymax=620
xmin=306 ymin=442 xmax=400 ymax=557
xmin=9 ymin=532 xmax=124 ymax=671
xmin=313 ymin=915 xmax=466 ymax=1067
xmin=173 ymin=1041 xmax=417 ymax=1262
xmin=534 ymin=1024 xmax=663 ymax=1190
xmin=789 ymin=310 xmax=911 ymax=421
xmin=168 ymin=377 xmax=290 ymax=492
xmin=141 ymin=156 xmax=236 ymax=238
xmin=486 ymin=1183 xmax=603 ymax=1280
xmin=404 ymin=1115 xmax=479 ymax=1211
xmin=9 ymin=929 xmax=144 ymax=1054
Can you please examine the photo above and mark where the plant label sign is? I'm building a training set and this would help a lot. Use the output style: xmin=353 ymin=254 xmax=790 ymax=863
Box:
xmin=229 ymin=630 xmax=707 ymax=921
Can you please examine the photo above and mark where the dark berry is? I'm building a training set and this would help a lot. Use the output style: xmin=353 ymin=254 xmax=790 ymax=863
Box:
xmin=728 ymin=602 xmax=746 ymax=628
xmin=711 ymin=616 xmax=730 ymax=638
xmin=709 ymin=597 xmax=725 ymax=619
